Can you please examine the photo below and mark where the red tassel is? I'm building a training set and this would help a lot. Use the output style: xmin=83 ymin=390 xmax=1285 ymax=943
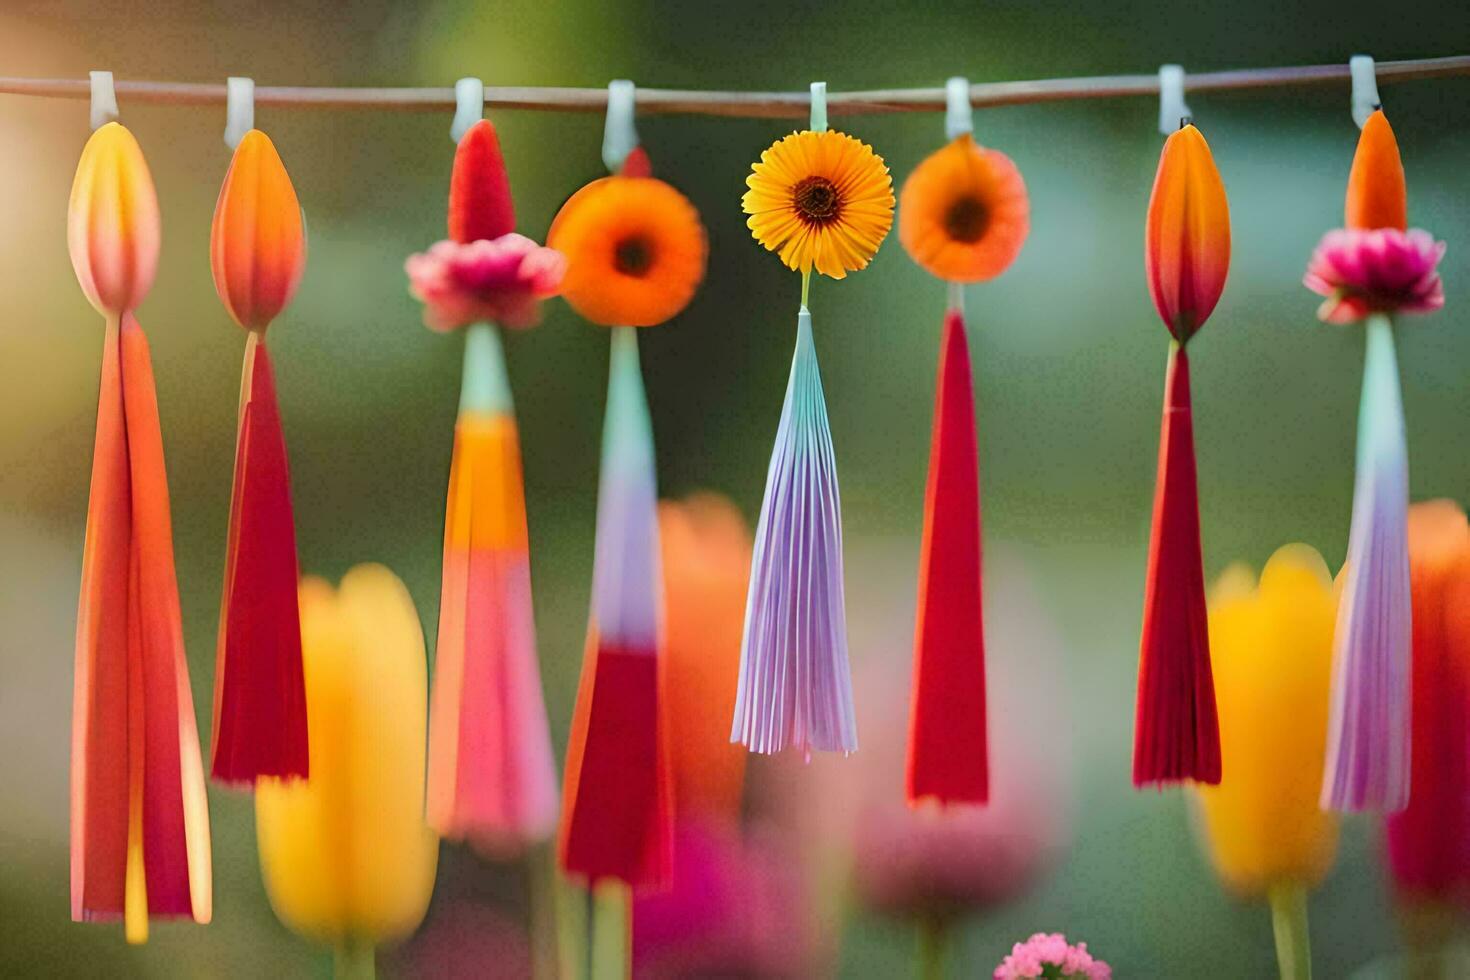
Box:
xmin=1133 ymin=345 xmax=1220 ymax=786
xmin=211 ymin=338 xmax=309 ymax=784
xmin=906 ymin=310 xmax=988 ymax=805
xmin=73 ymin=316 xmax=211 ymax=936
xmin=449 ymin=119 xmax=516 ymax=243
xmin=558 ymin=636 xmax=671 ymax=889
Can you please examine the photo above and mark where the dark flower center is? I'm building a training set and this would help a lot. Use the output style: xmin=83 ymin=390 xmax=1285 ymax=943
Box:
xmin=793 ymin=176 xmax=841 ymax=226
xmin=943 ymin=194 xmax=990 ymax=243
xmin=614 ymin=235 xmax=654 ymax=276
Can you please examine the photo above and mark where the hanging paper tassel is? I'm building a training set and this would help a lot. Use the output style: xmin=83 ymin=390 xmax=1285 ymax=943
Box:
xmin=735 ymin=87 xmax=892 ymax=760
xmin=208 ymin=129 xmax=309 ymax=784
xmin=211 ymin=334 xmax=309 ymax=782
xmin=905 ymin=308 xmax=987 ymax=803
xmin=69 ymin=122 xmax=211 ymax=943
xmin=897 ymin=85 xmax=1028 ymax=805
xmin=426 ymin=323 xmax=558 ymax=846
xmin=1321 ymin=314 xmax=1411 ymax=811
xmin=1133 ymin=344 xmax=1220 ymax=785
xmin=731 ymin=306 xmax=857 ymax=758
xmin=413 ymin=117 xmax=563 ymax=846
xmin=560 ymin=326 xmax=672 ymax=887
xmin=1132 ymin=122 xmax=1230 ymax=788
xmin=1304 ymin=108 xmax=1447 ymax=813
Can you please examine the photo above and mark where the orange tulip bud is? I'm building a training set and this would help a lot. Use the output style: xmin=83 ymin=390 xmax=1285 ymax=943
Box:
xmin=210 ymin=130 xmax=306 ymax=330
xmin=1345 ymin=110 xmax=1408 ymax=232
xmin=68 ymin=123 xmax=160 ymax=317
xmin=1144 ymin=125 xmax=1231 ymax=342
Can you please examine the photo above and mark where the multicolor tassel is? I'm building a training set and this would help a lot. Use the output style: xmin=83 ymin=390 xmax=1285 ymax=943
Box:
xmin=733 ymin=84 xmax=892 ymax=760
xmin=1133 ymin=122 xmax=1230 ymax=787
xmin=559 ymin=326 xmax=673 ymax=887
xmin=413 ymin=118 xmax=562 ymax=849
xmin=69 ymin=122 xmax=212 ymax=943
xmin=1321 ymin=314 xmax=1411 ymax=810
xmin=208 ymin=129 xmax=309 ymax=785
xmin=553 ymin=90 xmax=703 ymax=889
xmin=906 ymin=308 xmax=987 ymax=803
xmin=1314 ymin=109 xmax=1445 ymax=813
xmin=731 ymin=305 xmax=856 ymax=758
xmin=426 ymin=324 xmax=558 ymax=846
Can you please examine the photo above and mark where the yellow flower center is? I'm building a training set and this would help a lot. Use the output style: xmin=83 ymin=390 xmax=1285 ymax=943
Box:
xmin=614 ymin=235 xmax=654 ymax=277
xmin=793 ymin=176 xmax=841 ymax=226
xmin=943 ymin=194 xmax=990 ymax=244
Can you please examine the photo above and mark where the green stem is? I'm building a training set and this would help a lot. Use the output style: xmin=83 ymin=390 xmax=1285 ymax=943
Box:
xmin=800 ymin=268 xmax=812 ymax=309
xmin=529 ymin=844 xmax=559 ymax=980
xmin=1268 ymin=883 xmax=1312 ymax=980
xmin=590 ymin=879 xmax=630 ymax=980
xmin=332 ymin=942 xmax=375 ymax=980
xmin=556 ymin=871 xmax=590 ymax=980
xmin=917 ymin=912 xmax=948 ymax=980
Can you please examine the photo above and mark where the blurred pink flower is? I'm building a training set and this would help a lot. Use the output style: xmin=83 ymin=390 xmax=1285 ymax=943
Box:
xmin=994 ymin=932 xmax=1111 ymax=980
xmin=1303 ymin=227 xmax=1445 ymax=324
xmin=633 ymin=817 xmax=811 ymax=978
xmin=406 ymin=234 xmax=565 ymax=331
xmin=752 ymin=545 xmax=1070 ymax=926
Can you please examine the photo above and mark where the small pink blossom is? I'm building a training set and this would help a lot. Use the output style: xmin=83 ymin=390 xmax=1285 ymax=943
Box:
xmin=1303 ymin=227 xmax=1445 ymax=324
xmin=405 ymin=234 xmax=565 ymax=331
xmin=994 ymin=932 xmax=1111 ymax=980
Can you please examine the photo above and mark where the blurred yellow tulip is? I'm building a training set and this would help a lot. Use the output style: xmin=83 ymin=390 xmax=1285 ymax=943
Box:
xmin=1195 ymin=544 xmax=1340 ymax=898
xmin=256 ymin=565 xmax=438 ymax=957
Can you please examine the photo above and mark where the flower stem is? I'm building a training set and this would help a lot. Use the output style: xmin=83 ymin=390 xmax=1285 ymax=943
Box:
xmin=1268 ymin=883 xmax=1312 ymax=980
xmin=590 ymin=878 xmax=630 ymax=980
xmin=556 ymin=871 xmax=590 ymax=980
xmin=332 ymin=941 xmax=375 ymax=980
xmin=801 ymin=269 xmax=812 ymax=309
xmin=917 ymin=912 xmax=948 ymax=980
xmin=529 ymin=843 xmax=559 ymax=980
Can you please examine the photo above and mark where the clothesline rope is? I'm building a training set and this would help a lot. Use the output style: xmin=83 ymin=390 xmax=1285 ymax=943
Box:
xmin=1 ymin=55 xmax=1468 ymax=118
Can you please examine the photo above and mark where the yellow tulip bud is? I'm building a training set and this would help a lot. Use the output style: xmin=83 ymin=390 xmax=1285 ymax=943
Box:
xmin=256 ymin=565 xmax=438 ymax=949
xmin=1194 ymin=545 xmax=1340 ymax=898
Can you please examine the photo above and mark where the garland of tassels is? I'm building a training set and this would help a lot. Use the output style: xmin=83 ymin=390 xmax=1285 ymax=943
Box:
xmin=50 ymin=59 xmax=1457 ymax=958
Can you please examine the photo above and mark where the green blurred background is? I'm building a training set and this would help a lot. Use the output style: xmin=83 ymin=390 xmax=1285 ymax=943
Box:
xmin=2 ymin=0 xmax=1468 ymax=976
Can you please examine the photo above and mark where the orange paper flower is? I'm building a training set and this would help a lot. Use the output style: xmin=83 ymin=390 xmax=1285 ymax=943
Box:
xmin=68 ymin=122 xmax=160 ymax=317
xmin=210 ymin=130 xmax=306 ymax=330
xmin=1346 ymin=110 xmax=1407 ymax=232
xmin=1144 ymin=124 xmax=1231 ymax=342
xmin=898 ymin=133 xmax=1029 ymax=282
xmin=743 ymin=129 xmax=894 ymax=279
xmin=548 ymin=175 xmax=706 ymax=327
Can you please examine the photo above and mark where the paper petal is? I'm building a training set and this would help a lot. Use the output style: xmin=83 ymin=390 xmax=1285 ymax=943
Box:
xmin=210 ymin=338 xmax=309 ymax=785
xmin=1322 ymin=315 xmax=1412 ymax=812
xmin=72 ymin=316 xmax=211 ymax=938
xmin=427 ymin=324 xmax=557 ymax=848
xmin=731 ymin=308 xmax=857 ymax=757
xmin=559 ymin=326 xmax=672 ymax=889
xmin=906 ymin=310 xmax=987 ymax=804
xmin=1133 ymin=345 xmax=1221 ymax=786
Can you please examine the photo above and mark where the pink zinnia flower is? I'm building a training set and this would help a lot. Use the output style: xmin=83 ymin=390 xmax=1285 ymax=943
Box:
xmin=994 ymin=932 xmax=1112 ymax=980
xmin=1303 ymin=227 xmax=1445 ymax=324
xmin=405 ymin=234 xmax=565 ymax=331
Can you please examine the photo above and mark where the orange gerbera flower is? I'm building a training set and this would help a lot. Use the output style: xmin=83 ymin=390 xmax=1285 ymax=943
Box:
xmin=743 ymin=129 xmax=894 ymax=280
xmin=547 ymin=175 xmax=706 ymax=327
xmin=899 ymin=133 xmax=1029 ymax=282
